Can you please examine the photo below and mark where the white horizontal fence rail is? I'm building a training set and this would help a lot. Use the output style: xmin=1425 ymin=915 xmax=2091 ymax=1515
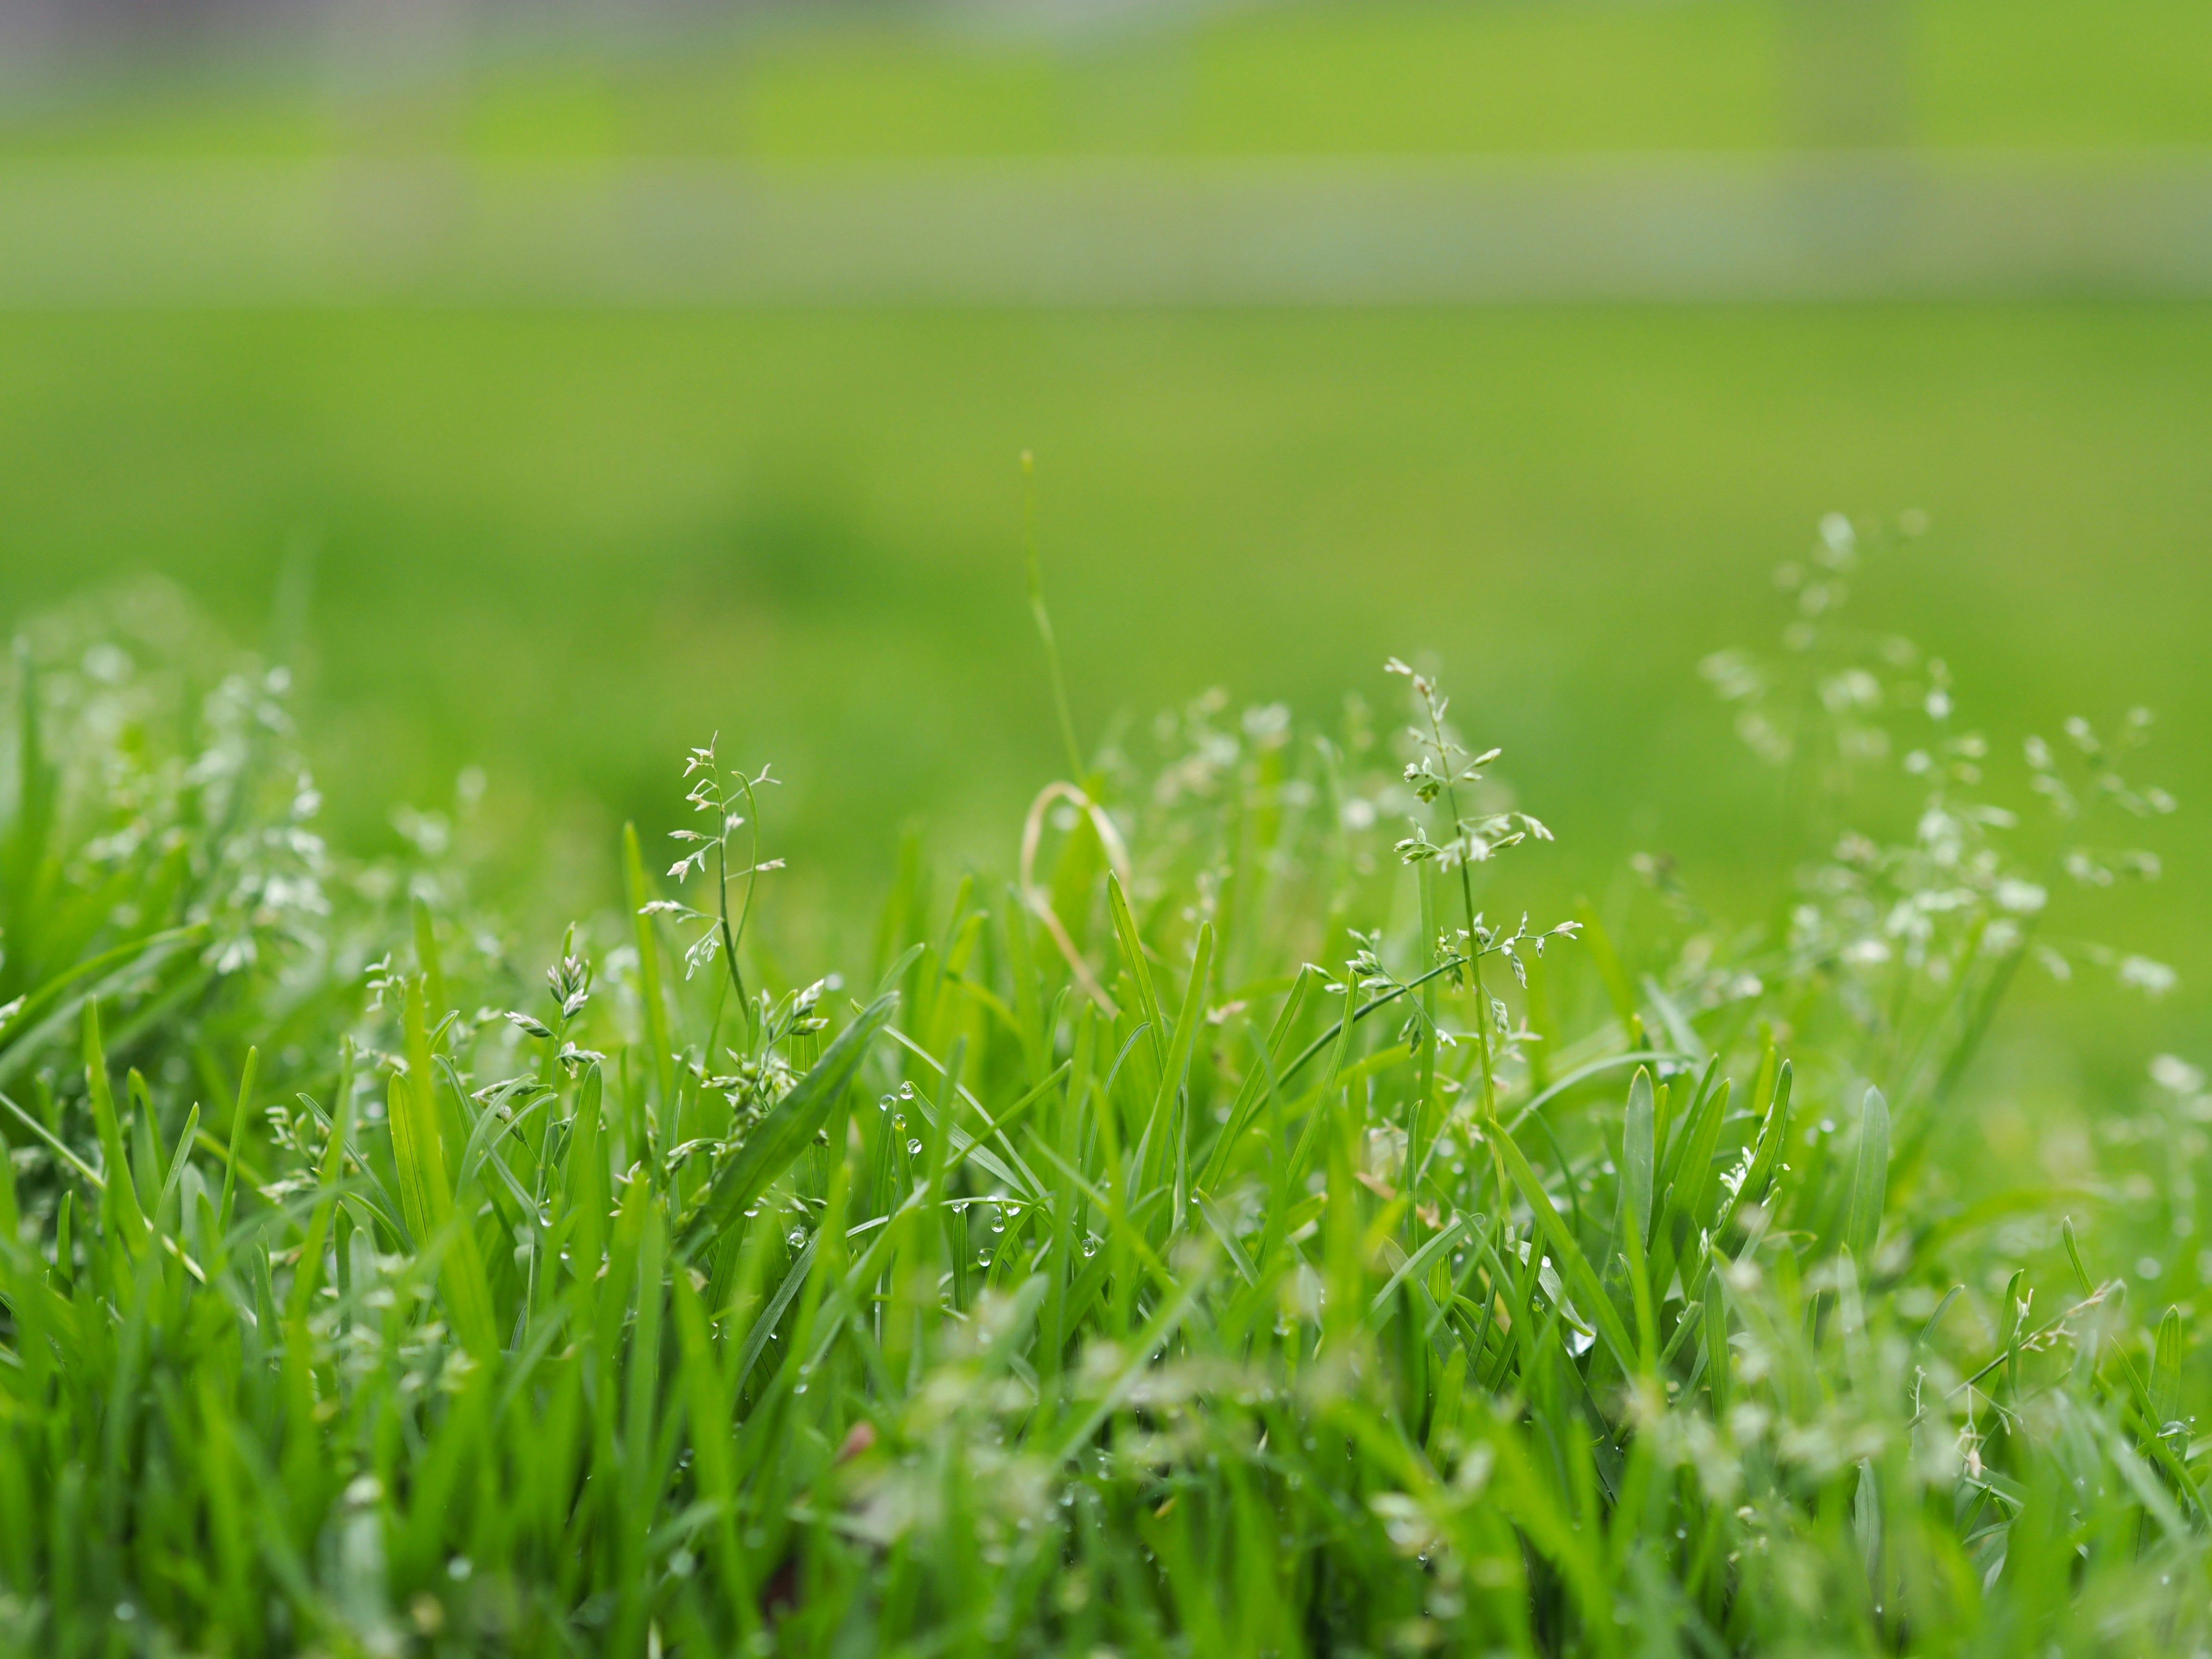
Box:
xmin=4 ymin=151 xmax=2211 ymax=305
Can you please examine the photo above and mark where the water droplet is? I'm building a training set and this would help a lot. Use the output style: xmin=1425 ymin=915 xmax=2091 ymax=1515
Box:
xmin=788 ymin=1228 xmax=805 ymax=1248
xmin=1082 ymin=1238 xmax=1098 ymax=1257
xmin=908 ymin=1139 xmax=922 ymax=1157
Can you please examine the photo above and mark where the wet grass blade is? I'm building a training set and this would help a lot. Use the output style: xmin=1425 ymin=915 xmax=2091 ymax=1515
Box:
xmin=677 ymin=990 xmax=895 ymax=1260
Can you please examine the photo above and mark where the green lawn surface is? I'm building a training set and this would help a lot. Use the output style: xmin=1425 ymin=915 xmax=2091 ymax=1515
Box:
xmin=4 ymin=0 xmax=2210 ymax=160
xmin=3 ymin=302 xmax=2205 ymax=1063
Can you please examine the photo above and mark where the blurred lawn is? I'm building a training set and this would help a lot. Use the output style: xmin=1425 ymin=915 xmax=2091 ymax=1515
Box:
xmin=4 ymin=305 xmax=2207 ymax=1039
xmin=4 ymin=0 xmax=2210 ymax=159
xmin=1 ymin=0 xmax=2208 ymax=1060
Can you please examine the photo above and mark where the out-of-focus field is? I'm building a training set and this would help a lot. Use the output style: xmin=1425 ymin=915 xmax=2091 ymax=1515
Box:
xmin=7 ymin=306 xmax=2207 ymax=1007
xmin=5 ymin=0 xmax=2211 ymax=158
xmin=0 ymin=0 xmax=2206 ymax=1058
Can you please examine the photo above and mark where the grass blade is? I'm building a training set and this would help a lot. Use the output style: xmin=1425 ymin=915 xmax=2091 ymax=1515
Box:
xmin=1845 ymin=1086 xmax=1890 ymax=1265
xmin=677 ymin=990 xmax=896 ymax=1259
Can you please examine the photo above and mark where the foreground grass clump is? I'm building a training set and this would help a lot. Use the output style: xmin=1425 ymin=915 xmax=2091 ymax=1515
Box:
xmin=0 ymin=541 xmax=2202 ymax=1657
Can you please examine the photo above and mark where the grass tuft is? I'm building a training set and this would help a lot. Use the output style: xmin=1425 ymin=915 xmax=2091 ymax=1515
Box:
xmin=0 ymin=521 xmax=2201 ymax=1655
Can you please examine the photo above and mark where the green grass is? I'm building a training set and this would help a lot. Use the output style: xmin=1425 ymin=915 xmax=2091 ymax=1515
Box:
xmin=3 ymin=9 xmax=2209 ymax=1648
xmin=1 ymin=303 xmax=2206 ymax=1040
xmin=0 ymin=551 xmax=2205 ymax=1653
xmin=8 ymin=0 xmax=2212 ymax=161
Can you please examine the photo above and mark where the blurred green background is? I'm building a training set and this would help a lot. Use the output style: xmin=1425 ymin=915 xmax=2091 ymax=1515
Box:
xmin=0 ymin=0 xmax=2205 ymax=1062
xmin=8 ymin=0 xmax=2211 ymax=158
